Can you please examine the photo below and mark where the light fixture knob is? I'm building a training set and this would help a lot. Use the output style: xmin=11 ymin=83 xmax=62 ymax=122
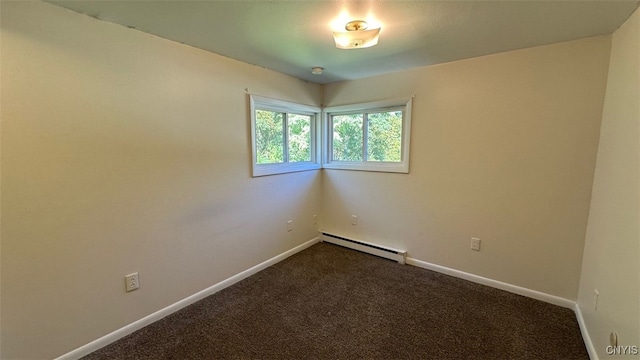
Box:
xmin=345 ymin=20 xmax=368 ymax=31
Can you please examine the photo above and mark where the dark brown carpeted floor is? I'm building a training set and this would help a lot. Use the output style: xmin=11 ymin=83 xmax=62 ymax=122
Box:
xmin=83 ymin=242 xmax=588 ymax=359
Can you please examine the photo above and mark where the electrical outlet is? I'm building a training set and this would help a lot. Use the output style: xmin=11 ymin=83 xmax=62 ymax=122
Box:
xmin=312 ymin=215 xmax=318 ymax=225
xmin=287 ymin=220 xmax=293 ymax=232
xmin=351 ymin=215 xmax=358 ymax=225
xmin=470 ymin=238 xmax=481 ymax=251
xmin=593 ymin=289 xmax=599 ymax=311
xmin=125 ymin=273 xmax=139 ymax=292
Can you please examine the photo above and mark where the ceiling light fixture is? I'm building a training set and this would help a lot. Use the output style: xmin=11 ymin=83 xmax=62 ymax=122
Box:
xmin=332 ymin=20 xmax=380 ymax=49
xmin=311 ymin=67 xmax=324 ymax=75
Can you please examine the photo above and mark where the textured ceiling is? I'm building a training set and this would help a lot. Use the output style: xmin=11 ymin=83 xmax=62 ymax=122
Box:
xmin=47 ymin=0 xmax=639 ymax=84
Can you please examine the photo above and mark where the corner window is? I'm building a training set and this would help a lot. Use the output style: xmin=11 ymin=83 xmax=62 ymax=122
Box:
xmin=250 ymin=95 xmax=321 ymax=177
xmin=324 ymin=98 xmax=412 ymax=173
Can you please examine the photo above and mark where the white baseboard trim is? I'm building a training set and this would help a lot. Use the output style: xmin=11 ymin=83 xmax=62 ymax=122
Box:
xmin=575 ymin=303 xmax=598 ymax=360
xmin=405 ymin=257 xmax=575 ymax=309
xmin=55 ymin=237 xmax=321 ymax=360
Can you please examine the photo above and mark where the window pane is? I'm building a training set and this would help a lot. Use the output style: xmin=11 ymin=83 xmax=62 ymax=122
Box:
xmin=367 ymin=111 xmax=403 ymax=162
xmin=332 ymin=114 xmax=363 ymax=161
xmin=288 ymin=114 xmax=312 ymax=162
xmin=255 ymin=110 xmax=284 ymax=164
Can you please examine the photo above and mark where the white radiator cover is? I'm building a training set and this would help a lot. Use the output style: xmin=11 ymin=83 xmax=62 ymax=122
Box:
xmin=321 ymin=232 xmax=407 ymax=264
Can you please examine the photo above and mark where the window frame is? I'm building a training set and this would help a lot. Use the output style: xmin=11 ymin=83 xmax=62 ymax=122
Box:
xmin=323 ymin=98 xmax=412 ymax=173
xmin=250 ymin=95 xmax=321 ymax=177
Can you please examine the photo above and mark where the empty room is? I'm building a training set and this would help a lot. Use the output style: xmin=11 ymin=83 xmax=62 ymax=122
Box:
xmin=1 ymin=1 xmax=638 ymax=359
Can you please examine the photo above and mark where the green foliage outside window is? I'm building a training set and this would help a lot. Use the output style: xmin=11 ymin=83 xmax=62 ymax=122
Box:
xmin=331 ymin=110 xmax=403 ymax=162
xmin=367 ymin=111 xmax=402 ymax=162
xmin=256 ymin=110 xmax=312 ymax=164
xmin=256 ymin=110 xmax=284 ymax=164
xmin=288 ymin=114 xmax=311 ymax=162
xmin=332 ymin=114 xmax=363 ymax=161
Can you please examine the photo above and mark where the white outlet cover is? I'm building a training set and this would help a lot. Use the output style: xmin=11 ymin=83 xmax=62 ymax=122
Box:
xmin=470 ymin=238 xmax=481 ymax=251
xmin=125 ymin=273 xmax=139 ymax=292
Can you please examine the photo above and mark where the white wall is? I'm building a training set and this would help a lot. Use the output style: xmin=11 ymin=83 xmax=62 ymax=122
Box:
xmin=1 ymin=1 xmax=633 ymax=359
xmin=0 ymin=2 xmax=322 ymax=359
xmin=577 ymin=7 xmax=640 ymax=359
xmin=322 ymin=36 xmax=611 ymax=301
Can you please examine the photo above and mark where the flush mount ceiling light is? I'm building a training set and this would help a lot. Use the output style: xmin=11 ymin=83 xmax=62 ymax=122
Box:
xmin=332 ymin=20 xmax=381 ymax=49
xmin=311 ymin=67 xmax=324 ymax=75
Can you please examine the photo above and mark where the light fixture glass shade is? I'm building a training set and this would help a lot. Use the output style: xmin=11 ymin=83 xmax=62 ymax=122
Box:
xmin=332 ymin=27 xmax=380 ymax=49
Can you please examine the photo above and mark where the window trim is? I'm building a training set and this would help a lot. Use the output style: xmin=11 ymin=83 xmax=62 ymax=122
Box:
xmin=322 ymin=97 xmax=412 ymax=173
xmin=250 ymin=95 xmax=321 ymax=177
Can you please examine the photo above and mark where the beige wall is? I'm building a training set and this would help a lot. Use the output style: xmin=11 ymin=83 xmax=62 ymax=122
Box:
xmin=322 ymin=36 xmax=611 ymax=300
xmin=1 ymin=1 xmax=632 ymax=359
xmin=578 ymin=7 xmax=640 ymax=358
xmin=0 ymin=2 xmax=322 ymax=358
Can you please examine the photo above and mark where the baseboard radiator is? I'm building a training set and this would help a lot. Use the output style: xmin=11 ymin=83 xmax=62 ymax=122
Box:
xmin=321 ymin=232 xmax=406 ymax=264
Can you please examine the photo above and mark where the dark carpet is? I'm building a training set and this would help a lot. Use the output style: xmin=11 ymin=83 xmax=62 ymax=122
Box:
xmin=83 ymin=242 xmax=588 ymax=359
